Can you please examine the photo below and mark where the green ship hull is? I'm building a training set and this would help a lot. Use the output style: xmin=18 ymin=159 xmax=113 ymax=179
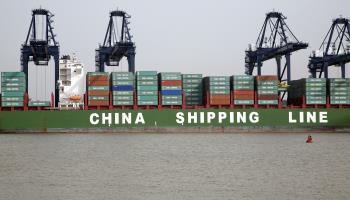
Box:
xmin=0 ymin=108 xmax=349 ymax=132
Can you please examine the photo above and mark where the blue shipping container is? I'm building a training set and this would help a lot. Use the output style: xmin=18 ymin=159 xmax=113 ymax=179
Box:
xmin=112 ymin=85 xmax=134 ymax=91
xmin=161 ymin=90 xmax=182 ymax=96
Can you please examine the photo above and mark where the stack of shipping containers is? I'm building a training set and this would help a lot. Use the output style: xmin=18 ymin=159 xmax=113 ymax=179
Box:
xmin=288 ymin=78 xmax=327 ymax=105
xmin=159 ymin=72 xmax=182 ymax=105
xmin=1 ymin=72 xmax=25 ymax=107
xmin=86 ymin=72 xmax=109 ymax=106
xmin=182 ymin=74 xmax=203 ymax=106
xmin=256 ymin=75 xmax=279 ymax=105
xmin=136 ymin=71 xmax=158 ymax=106
xmin=111 ymin=72 xmax=134 ymax=106
xmin=231 ymin=75 xmax=254 ymax=105
xmin=204 ymin=76 xmax=230 ymax=105
xmin=328 ymin=78 xmax=350 ymax=105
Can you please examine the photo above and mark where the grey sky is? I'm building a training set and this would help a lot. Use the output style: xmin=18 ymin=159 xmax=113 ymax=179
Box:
xmin=0 ymin=0 xmax=349 ymax=99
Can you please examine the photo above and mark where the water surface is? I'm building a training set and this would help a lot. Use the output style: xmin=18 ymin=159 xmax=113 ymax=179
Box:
xmin=0 ymin=133 xmax=349 ymax=200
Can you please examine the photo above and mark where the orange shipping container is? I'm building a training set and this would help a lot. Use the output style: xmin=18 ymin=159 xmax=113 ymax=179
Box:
xmin=209 ymin=94 xmax=230 ymax=100
xmin=161 ymin=80 xmax=182 ymax=86
xmin=87 ymin=76 xmax=109 ymax=82
xmin=233 ymin=90 xmax=254 ymax=96
xmin=209 ymin=99 xmax=230 ymax=105
xmin=234 ymin=94 xmax=254 ymax=100
xmin=88 ymin=91 xmax=110 ymax=96
xmin=256 ymin=75 xmax=278 ymax=81
xmin=88 ymin=100 xmax=109 ymax=106
xmin=87 ymin=80 xmax=109 ymax=86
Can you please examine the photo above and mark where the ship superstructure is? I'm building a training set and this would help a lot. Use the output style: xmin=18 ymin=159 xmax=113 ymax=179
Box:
xmin=58 ymin=55 xmax=85 ymax=109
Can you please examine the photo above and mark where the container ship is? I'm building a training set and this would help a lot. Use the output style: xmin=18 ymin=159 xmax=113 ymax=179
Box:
xmin=0 ymin=9 xmax=350 ymax=133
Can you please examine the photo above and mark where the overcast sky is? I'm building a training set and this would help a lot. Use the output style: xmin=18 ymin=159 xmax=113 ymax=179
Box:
xmin=0 ymin=0 xmax=349 ymax=99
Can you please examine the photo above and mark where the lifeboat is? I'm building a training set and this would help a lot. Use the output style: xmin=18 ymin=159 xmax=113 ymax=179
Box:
xmin=69 ymin=95 xmax=81 ymax=101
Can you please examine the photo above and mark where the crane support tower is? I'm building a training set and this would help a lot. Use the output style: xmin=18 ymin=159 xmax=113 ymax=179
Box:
xmin=308 ymin=17 xmax=350 ymax=78
xmin=245 ymin=12 xmax=308 ymax=82
xmin=96 ymin=10 xmax=136 ymax=72
xmin=21 ymin=8 xmax=60 ymax=106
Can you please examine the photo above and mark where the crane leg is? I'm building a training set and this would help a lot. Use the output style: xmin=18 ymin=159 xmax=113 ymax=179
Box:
xmin=127 ymin=53 xmax=135 ymax=73
xmin=341 ymin=64 xmax=346 ymax=78
xmin=286 ymin=54 xmax=291 ymax=82
xmin=276 ymin=57 xmax=281 ymax=81
xmin=54 ymin=54 xmax=59 ymax=107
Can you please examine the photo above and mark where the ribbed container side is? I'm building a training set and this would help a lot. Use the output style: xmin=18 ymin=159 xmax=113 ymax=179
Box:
xmin=136 ymin=71 xmax=158 ymax=76
xmin=28 ymin=101 xmax=50 ymax=107
xmin=328 ymin=78 xmax=350 ymax=105
xmin=86 ymin=73 xmax=110 ymax=106
xmin=256 ymin=76 xmax=279 ymax=105
xmin=1 ymin=72 xmax=26 ymax=107
xmin=288 ymin=78 xmax=327 ymax=105
xmin=1 ymin=72 xmax=25 ymax=77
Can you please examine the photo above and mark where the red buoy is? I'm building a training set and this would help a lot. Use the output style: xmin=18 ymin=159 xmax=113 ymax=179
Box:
xmin=306 ymin=135 xmax=313 ymax=143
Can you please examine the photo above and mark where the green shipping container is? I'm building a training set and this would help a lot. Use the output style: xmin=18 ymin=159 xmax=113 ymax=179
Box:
xmin=331 ymin=100 xmax=350 ymax=104
xmin=1 ymin=91 xmax=24 ymax=97
xmin=137 ymin=95 xmax=158 ymax=101
xmin=1 ymin=96 xmax=24 ymax=102
xmin=113 ymin=91 xmax=134 ymax=96
xmin=182 ymin=74 xmax=202 ymax=79
xmin=1 ymin=72 xmax=25 ymax=77
xmin=137 ymin=101 xmax=158 ymax=105
xmin=136 ymin=76 xmax=158 ymax=81
xmin=28 ymin=101 xmax=51 ymax=107
xmin=138 ymin=80 xmax=158 ymax=85
xmin=137 ymin=90 xmax=158 ymax=95
xmin=162 ymin=100 xmax=182 ymax=105
xmin=161 ymin=86 xmax=182 ymax=90
xmin=136 ymin=71 xmax=157 ymax=76
xmin=113 ymin=100 xmax=134 ymax=105
xmin=1 ymin=82 xmax=25 ymax=87
xmin=257 ymin=90 xmax=278 ymax=95
xmin=1 ymin=77 xmax=26 ymax=84
xmin=137 ymin=86 xmax=158 ymax=91
xmin=1 ymin=101 xmax=24 ymax=107
xmin=1 ymin=87 xmax=25 ymax=92
xmin=234 ymin=100 xmax=254 ymax=105
xmin=182 ymin=79 xmax=202 ymax=84
xmin=113 ymin=96 xmax=133 ymax=101
xmin=258 ymin=100 xmax=278 ymax=105
xmin=209 ymin=85 xmax=230 ymax=90
xmin=88 ymin=96 xmax=109 ymax=100
xmin=112 ymin=80 xmax=134 ymax=85
xmin=232 ymin=75 xmax=254 ymax=81
xmin=88 ymin=86 xmax=109 ymax=91
xmin=162 ymin=95 xmax=182 ymax=100
xmin=306 ymin=100 xmax=326 ymax=105
xmin=209 ymin=90 xmax=230 ymax=95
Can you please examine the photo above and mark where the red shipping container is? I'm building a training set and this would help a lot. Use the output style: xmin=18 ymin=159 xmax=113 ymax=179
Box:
xmin=88 ymin=100 xmax=109 ymax=106
xmin=233 ymin=90 xmax=254 ymax=96
xmin=234 ymin=94 xmax=254 ymax=100
xmin=258 ymin=95 xmax=278 ymax=100
xmin=256 ymin=75 xmax=278 ymax=81
xmin=161 ymin=80 xmax=182 ymax=86
xmin=209 ymin=94 xmax=230 ymax=100
xmin=88 ymin=91 xmax=110 ymax=96
xmin=87 ymin=80 xmax=109 ymax=86
xmin=87 ymin=76 xmax=109 ymax=82
xmin=210 ymin=99 xmax=230 ymax=105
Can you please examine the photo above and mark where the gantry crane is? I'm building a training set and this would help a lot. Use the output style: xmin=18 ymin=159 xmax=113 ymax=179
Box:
xmin=245 ymin=12 xmax=308 ymax=82
xmin=96 ymin=10 xmax=136 ymax=72
xmin=21 ymin=8 xmax=60 ymax=106
xmin=308 ymin=17 xmax=350 ymax=78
